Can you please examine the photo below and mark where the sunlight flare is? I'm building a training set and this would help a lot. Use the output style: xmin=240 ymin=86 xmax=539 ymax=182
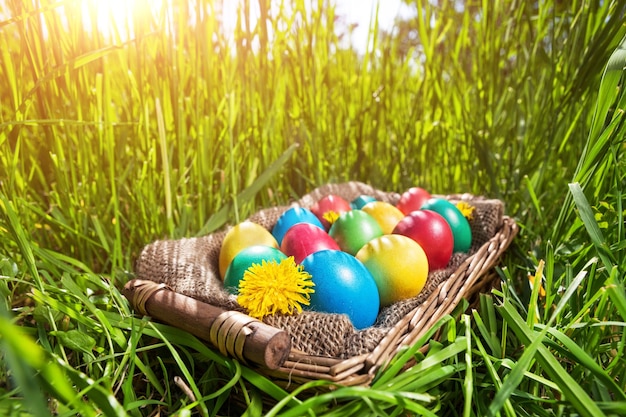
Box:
xmin=80 ymin=0 xmax=167 ymax=38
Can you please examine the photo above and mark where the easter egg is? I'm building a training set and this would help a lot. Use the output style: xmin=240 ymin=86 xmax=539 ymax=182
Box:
xmin=420 ymin=198 xmax=472 ymax=253
xmin=310 ymin=194 xmax=352 ymax=230
xmin=219 ymin=221 xmax=279 ymax=279
xmin=361 ymin=201 xmax=405 ymax=234
xmin=351 ymin=195 xmax=377 ymax=210
xmin=396 ymin=187 xmax=432 ymax=215
xmin=393 ymin=210 xmax=454 ymax=270
xmin=281 ymin=223 xmax=340 ymax=264
xmin=301 ymin=250 xmax=380 ymax=329
xmin=329 ymin=210 xmax=383 ymax=255
xmin=356 ymin=235 xmax=428 ymax=306
xmin=272 ymin=207 xmax=324 ymax=246
xmin=223 ymin=245 xmax=287 ymax=294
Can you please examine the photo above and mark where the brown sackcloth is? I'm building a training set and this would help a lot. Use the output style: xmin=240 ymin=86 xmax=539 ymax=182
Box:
xmin=134 ymin=182 xmax=504 ymax=358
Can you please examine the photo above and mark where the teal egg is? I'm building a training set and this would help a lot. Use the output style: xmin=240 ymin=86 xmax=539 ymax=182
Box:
xmin=420 ymin=198 xmax=472 ymax=253
xmin=301 ymin=250 xmax=380 ymax=329
xmin=223 ymin=245 xmax=287 ymax=294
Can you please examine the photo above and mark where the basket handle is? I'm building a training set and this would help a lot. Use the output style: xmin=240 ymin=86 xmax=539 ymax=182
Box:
xmin=122 ymin=279 xmax=291 ymax=370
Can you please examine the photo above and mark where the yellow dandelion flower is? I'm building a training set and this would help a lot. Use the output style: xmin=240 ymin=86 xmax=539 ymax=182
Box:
xmin=456 ymin=201 xmax=475 ymax=221
xmin=322 ymin=210 xmax=340 ymax=225
xmin=237 ymin=257 xmax=315 ymax=319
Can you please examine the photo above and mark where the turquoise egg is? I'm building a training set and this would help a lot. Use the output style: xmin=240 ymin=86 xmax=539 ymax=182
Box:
xmin=272 ymin=207 xmax=324 ymax=245
xmin=301 ymin=250 xmax=380 ymax=329
xmin=350 ymin=195 xmax=377 ymax=210
xmin=223 ymin=245 xmax=287 ymax=294
xmin=420 ymin=198 xmax=472 ymax=253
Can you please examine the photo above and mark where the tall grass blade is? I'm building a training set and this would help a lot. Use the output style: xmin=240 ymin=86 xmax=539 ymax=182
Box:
xmin=156 ymin=98 xmax=174 ymax=236
xmin=146 ymin=322 xmax=209 ymax=417
xmin=470 ymin=316 xmax=516 ymax=417
xmin=553 ymin=33 xmax=626 ymax=239
xmin=587 ymin=34 xmax=626 ymax=148
xmin=372 ymin=315 xmax=454 ymax=387
xmin=462 ymin=315 xmax=472 ymax=417
xmin=195 ymin=143 xmax=299 ymax=236
xmin=0 ymin=311 xmax=54 ymax=417
xmin=0 ymin=194 xmax=41 ymax=288
xmin=569 ymin=182 xmax=616 ymax=269
xmin=606 ymin=267 xmax=626 ymax=323
xmin=539 ymin=324 xmax=626 ymax=400
xmin=496 ymin=299 xmax=604 ymax=417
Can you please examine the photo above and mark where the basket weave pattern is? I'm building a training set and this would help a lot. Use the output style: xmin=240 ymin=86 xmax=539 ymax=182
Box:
xmin=135 ymin=182 xmax=517 ymax=387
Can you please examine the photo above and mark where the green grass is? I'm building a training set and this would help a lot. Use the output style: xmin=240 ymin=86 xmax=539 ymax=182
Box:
xmin=1 ymin=0 xmax=626 ymax=415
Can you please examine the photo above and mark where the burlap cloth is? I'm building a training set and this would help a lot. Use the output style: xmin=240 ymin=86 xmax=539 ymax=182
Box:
xmin=135 ymin=182 xmax=504 ymax=359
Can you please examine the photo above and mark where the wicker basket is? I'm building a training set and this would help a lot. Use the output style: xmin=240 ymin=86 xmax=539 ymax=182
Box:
xmin=129 ymin=182 xmax=518 ymax=388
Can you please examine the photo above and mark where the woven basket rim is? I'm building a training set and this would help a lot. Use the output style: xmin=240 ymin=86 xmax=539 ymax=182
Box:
xmin=270 ymin=215 xmax=518 ymax=388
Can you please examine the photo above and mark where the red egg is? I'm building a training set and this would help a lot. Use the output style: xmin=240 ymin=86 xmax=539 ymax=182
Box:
xmin=420 ymin=198 xmax=472 ymax=253
xmin=310 ymin=194 xmax=352 ymax=230
xmin=393 ymin=210 xmax=454 ymax=270
xmin=280 ymin=223 xmax=340 ymax=264
xmin=396 ymin=187 xmax=432 ymax=215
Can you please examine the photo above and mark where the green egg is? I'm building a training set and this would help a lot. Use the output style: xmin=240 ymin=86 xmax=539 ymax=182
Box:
xmin=329 ymin=210 xmax=383 ymax=255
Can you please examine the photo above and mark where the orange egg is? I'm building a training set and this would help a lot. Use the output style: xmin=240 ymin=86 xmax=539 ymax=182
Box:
xmin=361 ymin=201 xmax=405 ymax=234
xmin=218 ymin=221 xmax=279 ymax=279
xmin=356 ymin=234 xmax=429 ymax=306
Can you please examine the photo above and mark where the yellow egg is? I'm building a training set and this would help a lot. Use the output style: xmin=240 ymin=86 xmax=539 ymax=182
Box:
xmin=356 ymin=234 xmax=429 ymax=306
xmin=218 ymin=221 xmax=279 ymax=279
xmin=361 ymin=201 xmax=405 ymax=234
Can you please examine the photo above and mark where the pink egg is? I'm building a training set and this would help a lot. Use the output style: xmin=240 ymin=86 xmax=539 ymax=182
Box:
xmin=393 ymin=210 xmax=454 ymax=270
xmin=396 ymin=187 xmax=432 ymax=215
xmin=280 ymin=223 xmax=340 ymax=264
xmin=310 ymin=194 xmax=352 ymax=230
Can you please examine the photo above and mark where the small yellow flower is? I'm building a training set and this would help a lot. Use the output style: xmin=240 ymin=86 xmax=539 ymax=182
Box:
xmin=322 ymin=210 xmax=340 ymax=225
xmin=456 ymin=201 xmax=475 ymax=221
xmin=237 ymin=257 xmax=315 ymax=319
xmin=528 ymin=272 xmax=546 ymax=297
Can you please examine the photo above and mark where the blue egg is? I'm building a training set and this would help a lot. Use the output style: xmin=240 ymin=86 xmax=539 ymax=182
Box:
xmin=350 ymin=195 xmax=377 ymax=210
xmin=272 ymin=207 xmax=324 ymax=245
xmin=301 ymin=250 xmax=380 ymax=329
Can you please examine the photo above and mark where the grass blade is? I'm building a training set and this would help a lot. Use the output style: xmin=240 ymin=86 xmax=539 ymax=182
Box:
xmin=606 ymin=267 xmax=626 ymax=323
xmin=569 ymin=182 xmax=616 ymax=270
xmin=539 ymin=324 xmax=626 ymax=400
xmin=496 ymin=299 xmax=605 ymax=417
xmin=195 ymin=143 xmax=299 ymax=235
